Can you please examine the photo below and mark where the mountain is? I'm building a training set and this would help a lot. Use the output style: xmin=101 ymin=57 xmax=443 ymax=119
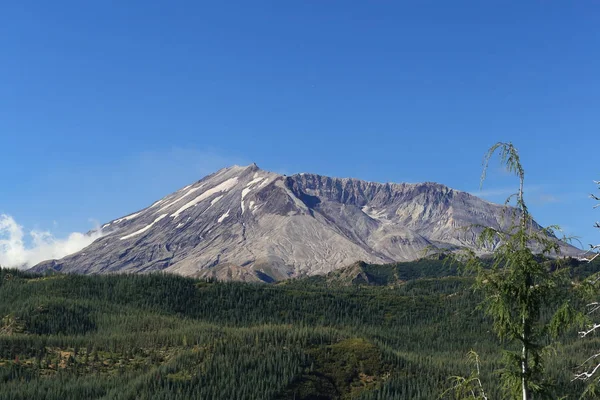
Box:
xmin=31 ymin=164 xmax=580 ymax=281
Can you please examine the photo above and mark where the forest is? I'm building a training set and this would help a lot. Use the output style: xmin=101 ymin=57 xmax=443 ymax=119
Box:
xmin=0 ymin=256 xmax=598 ymax=399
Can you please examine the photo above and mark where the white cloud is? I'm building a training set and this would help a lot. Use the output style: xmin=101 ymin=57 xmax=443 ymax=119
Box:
xmin=0 ymin=214 xmax=103 ymax=269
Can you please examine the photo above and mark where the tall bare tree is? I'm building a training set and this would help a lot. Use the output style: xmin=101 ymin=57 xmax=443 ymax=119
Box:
xmin=572 ymin=181 xmax=600 ymax=396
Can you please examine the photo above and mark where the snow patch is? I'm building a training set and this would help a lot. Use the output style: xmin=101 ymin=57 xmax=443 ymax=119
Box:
xmin=113 ymin=211 xmax=143 ymax=224
xmin=157 ymin=185 xmax=204 ymax=214
xmin=240 ymin=176 xmax=266 ymax=212
xmin=241 ymin=177 xmax=265 ymax=203
xmin=218 ymin=209 xmax=230 ymax=223
xmin=241 ymin=187 xmax=252 ymax=200
xmin=202 ymin=195 xmax=224 ymax=214
xmin=246 ymin=177 xmax=264 ymax=187
xmin=120 ymin=214 xmax=168 ymax=240
xmin=171 ymin=177 xmax=238 ymax=218
xmin=361 ymin=206 xmax=388 ymax=220
xmin=150 ymin=199 xmax=166 ymax=208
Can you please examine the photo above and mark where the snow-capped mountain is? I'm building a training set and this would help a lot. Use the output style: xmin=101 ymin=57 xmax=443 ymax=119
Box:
xmin=31 ymin=164 xmax=579 ymax=281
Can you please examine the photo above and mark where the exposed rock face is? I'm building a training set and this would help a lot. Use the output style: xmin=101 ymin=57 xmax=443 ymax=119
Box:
xmin=30 ymin=164 xmax=580 ymax=281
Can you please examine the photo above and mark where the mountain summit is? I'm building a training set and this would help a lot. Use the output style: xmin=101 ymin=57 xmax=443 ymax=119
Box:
xmin=32 ymin=164 xmax=578 ymax=281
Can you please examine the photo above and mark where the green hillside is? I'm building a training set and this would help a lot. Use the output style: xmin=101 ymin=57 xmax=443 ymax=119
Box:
xmin=0 ymin=260 xmax=596 ymax=399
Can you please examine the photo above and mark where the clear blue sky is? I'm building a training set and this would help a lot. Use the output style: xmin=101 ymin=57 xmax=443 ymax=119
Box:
xmin=1 ymin=1 xmax=599 ymax=250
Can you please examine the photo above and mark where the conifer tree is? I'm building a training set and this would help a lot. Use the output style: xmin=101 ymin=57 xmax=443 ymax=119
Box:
xmin=457 ymin=142 xmax=580 ymax=399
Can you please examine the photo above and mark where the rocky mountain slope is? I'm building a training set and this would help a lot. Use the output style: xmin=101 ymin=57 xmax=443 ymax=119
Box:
xmin=31 ymin=164 xmax=579 ymax=281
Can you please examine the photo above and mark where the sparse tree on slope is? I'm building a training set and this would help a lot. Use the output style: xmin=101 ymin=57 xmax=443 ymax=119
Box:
xmin=440 ymin=351 xmax=489 ymax=400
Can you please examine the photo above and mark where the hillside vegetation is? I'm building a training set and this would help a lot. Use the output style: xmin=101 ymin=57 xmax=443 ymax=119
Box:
xmin=0 ymin=258 xmax=597 ymax=399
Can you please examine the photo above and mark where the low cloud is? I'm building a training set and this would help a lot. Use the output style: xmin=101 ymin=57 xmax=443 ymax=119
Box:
xmin=0 ymin=214 xmax=103 ymax=269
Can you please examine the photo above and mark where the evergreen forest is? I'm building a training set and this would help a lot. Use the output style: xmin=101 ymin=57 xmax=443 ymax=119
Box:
xmin=0 ymin=257 xmax=598 ymax=399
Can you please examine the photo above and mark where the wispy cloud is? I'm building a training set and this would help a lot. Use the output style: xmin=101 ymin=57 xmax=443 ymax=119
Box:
xmin=470 ymin=184 xmax=550 ymax=197
xmin=131 ymin=148 xmax=248 ymax=180
xmin=0 ymin=214 xmax=103 ymax=269
xmin=469 ymin=187 xmax=519 ymax=198
xmin=532 ymin=194 xmax=561 ymax=205
xmin=469 ymin=184 xmax=566 ymax=207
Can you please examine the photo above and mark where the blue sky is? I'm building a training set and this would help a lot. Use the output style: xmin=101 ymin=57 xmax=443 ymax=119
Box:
xmin=1 ymin=1 xmax=599 ymax=260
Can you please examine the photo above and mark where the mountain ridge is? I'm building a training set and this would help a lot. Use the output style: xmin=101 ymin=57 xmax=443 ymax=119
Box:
xmin=31 ymin=164 xmax=580 ymax=281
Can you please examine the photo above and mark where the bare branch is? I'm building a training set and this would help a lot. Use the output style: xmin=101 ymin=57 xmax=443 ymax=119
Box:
xmin=573 ymin=354 xmax=600 ymax=382
xmin=586 ymin=302 xmax=600 ymax=315
xmin=576 ymin=245 xmax=600 ymax=262
xmin=579 ymin=323 xmax=600 ymax=338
